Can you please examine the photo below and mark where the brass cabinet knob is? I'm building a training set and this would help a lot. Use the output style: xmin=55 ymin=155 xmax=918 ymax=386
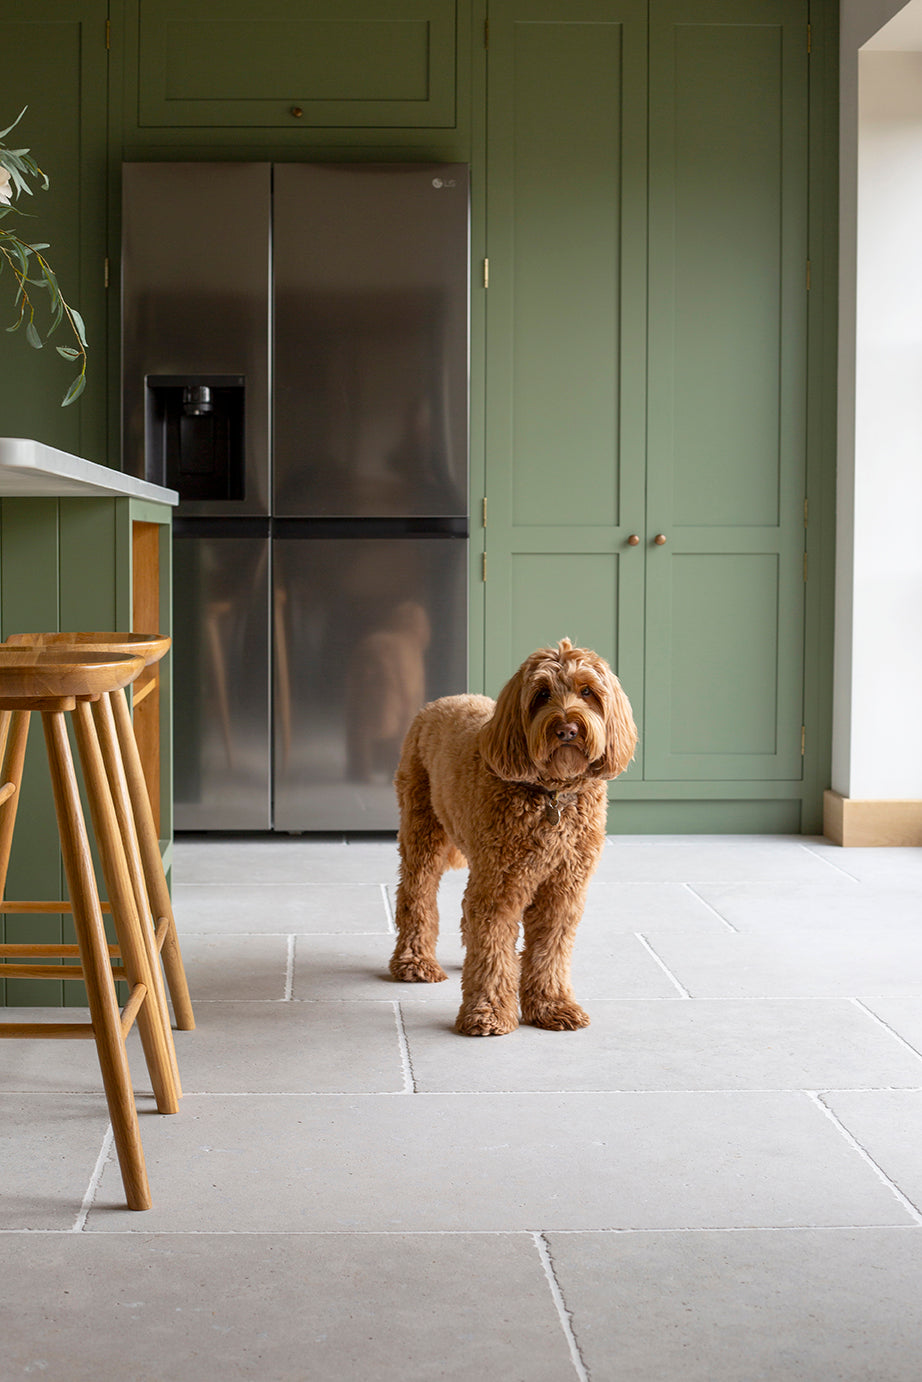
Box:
xmin=654 ymin=533 xmax=667 ymax=546
xmin=290 ymin=106 xmax=304 ymax=118
xmin=627 ymin=534 xmax=640 ymax=546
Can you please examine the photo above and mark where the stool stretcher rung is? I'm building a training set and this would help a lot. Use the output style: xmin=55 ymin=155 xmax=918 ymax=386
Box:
xmin=120 ymin=983 xmax=147 ymax=1038
xmin=0 ymin=781 xmax=16 ymax=805
xmin=0 ymin=900 xmax=112 ymax=913
xmin=0 ymin=963 xmax=127 ymax=980
xmin=0 ymin=1022 xmax=95 ymax=1039
xmin=0 ymin=942 xmax=119 ymax=957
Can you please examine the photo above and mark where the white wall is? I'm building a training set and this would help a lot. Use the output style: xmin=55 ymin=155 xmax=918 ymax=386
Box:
xmin=834 ymin=2 xmax=922 ymax=800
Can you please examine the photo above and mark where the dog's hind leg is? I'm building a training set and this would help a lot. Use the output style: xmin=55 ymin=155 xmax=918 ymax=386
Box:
xmin=519 ymin=873 xmax=591 ymax=1031
xmin=389 ymin=765 xmax=451 ymax=984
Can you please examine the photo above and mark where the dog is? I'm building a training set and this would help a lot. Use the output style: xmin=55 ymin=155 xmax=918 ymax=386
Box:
xmin=389 ymin=639 xmax=637 ymax=1035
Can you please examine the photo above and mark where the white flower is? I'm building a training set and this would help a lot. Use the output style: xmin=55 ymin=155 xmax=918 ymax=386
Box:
xmin=0 ymin=167 xmax=12 ymax=205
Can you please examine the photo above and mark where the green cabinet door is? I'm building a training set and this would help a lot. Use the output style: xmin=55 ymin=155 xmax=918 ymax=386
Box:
xmin=482 ymin=0 xmax=648 ymax=779
xmin=644 ymin=0 xmax=808 ymax=783
xmin=483 ymin=0 xmax=810 ymax=824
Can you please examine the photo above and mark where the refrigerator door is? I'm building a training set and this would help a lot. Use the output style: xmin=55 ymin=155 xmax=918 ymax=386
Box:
xmin=172 ymin=526 xmax=272 ymax=830
xmin=273 ymin=163 xmax=469 ymax=518
xmin=272 ymin=532 xmax=468 ymax=830
xmin=122 ymin=162 xmax=271 ymax=516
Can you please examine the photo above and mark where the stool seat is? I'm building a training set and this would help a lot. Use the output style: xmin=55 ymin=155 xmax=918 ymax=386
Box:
xmin=0 ymin=649 xmax=146 ymax=706
xmin=5 ymin=631 xmax=171 ymax=665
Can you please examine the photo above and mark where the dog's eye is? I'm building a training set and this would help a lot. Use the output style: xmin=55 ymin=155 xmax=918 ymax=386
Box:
xmin=578 ymin=686 xmax=593 ymax=698
xmin=531 ymin=688 xmax=551 ymax=711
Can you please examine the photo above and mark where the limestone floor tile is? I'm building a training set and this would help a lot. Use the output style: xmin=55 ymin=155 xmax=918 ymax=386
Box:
xmin=86 ymin=1090 xmax=913 ymax=1232
xmin=172 ymin=837 xmax=398 ymax=887
xmin=171 ymin=1000 xmax=406 ymax=1094
xmin=637 ymin=927 xmax=922 ymax=999
xmin=179 ymin=934 xmax=290 ymax=1001
xmin=594 ymin=838 xmax=849 ymax=885
xmin=803 ymin=843 xmax=922 ymax=885
xmin=0 ymin=1010 xmax=156 ymax=1097
xmin=546 ymin=1227 xmax=922 ymax=1382
xmin=861 ymin=997 xmax=922 ymax=1056
xmin=822 ymin=1090 xmax=922 ymax=1214
xmin=293 ymin=930 xmax=464 ymax=1002
xmin=581 ymin=881 xmax=741 ymax=932
xmin=399 ymin=998 xmax=922 ymax=1093
xmin=171 ymin=883 xmax=392 ymax=934
xmin=0 ymin=1232 xmax=574 ymax=1382
xmin=691 ymin=883 xmax=922 ymax=933
xmin=0 ymin=1095 xmax=116 ymax=1230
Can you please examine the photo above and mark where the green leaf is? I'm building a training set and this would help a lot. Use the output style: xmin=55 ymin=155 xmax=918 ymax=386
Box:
xmin=61 ymin=372 xmax=86 ymax=407
xmin=0 ymin=107 xmax=28 ymax=142
xmin=25 ymin=320 xmax=42 ymax=348
xmin=69 ymin=307 xmax=88 ymax=348
xmin=56 ymin=345 xmax=80 ymax=359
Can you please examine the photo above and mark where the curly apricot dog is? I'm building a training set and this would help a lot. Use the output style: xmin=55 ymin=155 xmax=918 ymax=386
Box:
xmin=389 ymin=639 xmax=637 ymax=1035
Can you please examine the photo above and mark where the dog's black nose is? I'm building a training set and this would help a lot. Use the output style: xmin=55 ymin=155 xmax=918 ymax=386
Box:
xmin=556 ymin=722 xmax=580 ymax=742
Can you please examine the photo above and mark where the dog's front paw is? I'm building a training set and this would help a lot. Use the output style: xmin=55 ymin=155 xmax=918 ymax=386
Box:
xmin=390 ymin=953 xmax=448 ymax=984
xmin=455 ymin=1001 xmax=519 ymax=1037
xmin=522 ymin=999 xmax=591 ymax=1031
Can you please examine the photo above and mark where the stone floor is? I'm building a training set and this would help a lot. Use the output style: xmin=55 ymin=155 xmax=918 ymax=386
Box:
xmin=3 ymin=834 xmax=922 ymax=1380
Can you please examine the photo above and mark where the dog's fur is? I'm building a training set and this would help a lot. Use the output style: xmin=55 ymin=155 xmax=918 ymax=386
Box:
xmin=389 ymin=639 xmax=637 ymax=1035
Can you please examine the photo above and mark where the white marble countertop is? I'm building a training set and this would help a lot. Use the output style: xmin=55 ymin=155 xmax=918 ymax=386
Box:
xmin=0 ymin=437 xmax=177 ymax=504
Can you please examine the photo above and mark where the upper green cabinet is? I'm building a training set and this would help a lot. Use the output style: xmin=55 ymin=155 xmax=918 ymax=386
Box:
xmin=483 ymin=0 xmax=816 ymax=832
xmin=128 ymin=0 xmax=459 ymax=130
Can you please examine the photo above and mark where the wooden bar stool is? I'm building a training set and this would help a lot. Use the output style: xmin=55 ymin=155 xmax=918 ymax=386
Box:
xmin=4 ymin=632 xmax=195 ymax=1036
xmin=0 ymin=649 xmax=179 ymax=1211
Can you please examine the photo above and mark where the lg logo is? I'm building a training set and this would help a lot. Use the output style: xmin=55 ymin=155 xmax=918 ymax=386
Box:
xmin=432 ymin=177 xmax=457 ymax=189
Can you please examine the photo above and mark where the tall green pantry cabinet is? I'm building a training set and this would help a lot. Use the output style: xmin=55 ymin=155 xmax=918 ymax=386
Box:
xmin=483 ymin=0 xmax=833 ymax=833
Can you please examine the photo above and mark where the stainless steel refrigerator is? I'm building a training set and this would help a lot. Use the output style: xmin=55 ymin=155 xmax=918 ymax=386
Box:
xmin=122 ymin=161 xmax=469 ymax=831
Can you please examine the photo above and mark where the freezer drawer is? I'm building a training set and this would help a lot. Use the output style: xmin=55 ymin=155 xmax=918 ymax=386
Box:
xmin=273 ymin=534 xmax=468 ymax=831
xmin=172 ymin=529 xmax=271 ymax=830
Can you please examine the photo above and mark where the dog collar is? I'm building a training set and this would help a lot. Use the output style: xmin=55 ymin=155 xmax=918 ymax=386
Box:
xmin=535 ymin=785 xmax=577 ymax=824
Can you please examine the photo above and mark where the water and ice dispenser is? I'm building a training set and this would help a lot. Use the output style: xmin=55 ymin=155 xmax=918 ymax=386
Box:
xmin=145 ymin=374 xmax=245 ymax=503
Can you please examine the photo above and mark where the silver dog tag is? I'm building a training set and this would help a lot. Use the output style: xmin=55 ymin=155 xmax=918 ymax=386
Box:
xmin=544 ymin=797 xmax=560 ymax=825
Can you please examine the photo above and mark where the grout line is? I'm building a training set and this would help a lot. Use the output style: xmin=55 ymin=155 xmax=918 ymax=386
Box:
xmin=799 ymin=841 xmax=864 ymax=883
xmin=684 ymin=884 xmax=739 ymax=933
xmin=283 ymin=935 xmax=296 ymax=1001
xmin=852 ymin=999 xmax=922 ymax=1063
xmin=532 ymin=1233 xmax=590 ymax=1382
xmin=635 ymin=933 xmax=693 ymax=998
xmin=6 ymin=1224 xmax=922 ymax=1239
xmin=72 ymin=1125 xmax=113 ymax=1232
xmin=380 ymin=882 xmax=396 ymax=935
xmin=807 ymin=1092 xmax=922 ymax=1226
xmin=393 ymin=1002 xmax=416 ymax=1093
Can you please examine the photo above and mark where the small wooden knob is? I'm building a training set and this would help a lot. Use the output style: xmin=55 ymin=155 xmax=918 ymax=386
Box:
xmin=290 ymin=106 xmax=304 ymax=118
xmin=654 ymin=533 xmax=667 ymax=546
xmin=627 ymin=534 xmax=640 ymax=546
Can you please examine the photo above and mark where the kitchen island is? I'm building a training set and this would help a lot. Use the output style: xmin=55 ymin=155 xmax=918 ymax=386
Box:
xmin=0 ymin=438 xmax=177 ymax=1007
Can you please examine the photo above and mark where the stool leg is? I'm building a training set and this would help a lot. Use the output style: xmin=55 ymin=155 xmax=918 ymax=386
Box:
xmin=91 ymin=692 xmax=183 ymax=1095
xmin=73 ymin=700 xmax=179 ymax=1118
xmin=112 ymin=688 xmax=195 ymax=1030
xmin=0 ymin=709 xmax=31 ymax=900
xmin=41 ymin=709 xmax=151 ymax=1212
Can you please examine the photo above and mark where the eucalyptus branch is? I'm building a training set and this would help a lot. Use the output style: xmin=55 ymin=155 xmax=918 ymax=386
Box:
xmin=0 ymin=106 xmax=87 ymax=406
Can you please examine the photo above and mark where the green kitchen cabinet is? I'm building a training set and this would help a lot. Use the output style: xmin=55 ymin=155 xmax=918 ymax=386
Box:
xmin=483 ymin=0 xmax=825 ymax=833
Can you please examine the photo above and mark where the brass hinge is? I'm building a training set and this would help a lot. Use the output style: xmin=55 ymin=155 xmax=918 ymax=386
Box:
xmin=104 ymin=257 xmax=110 ymax=289
xmin=483 ymin=257 xmax=489 ymax=289
xmin=482 ymin=497 xmax=488 ymax=528
xmin=803 ymin=553 xmax=808 ymax=582
xmin=482 ymin=552 xmax=487 ymax=582
xmin=807 ymin=22 xmax=812 ymax=55
xmin=484 ymin=18 xmax=489 ymax=48
xmin=106 ymin=18 xmax=111 ymax=49
xmin=801 ymin=725 xmax=806 ymax=757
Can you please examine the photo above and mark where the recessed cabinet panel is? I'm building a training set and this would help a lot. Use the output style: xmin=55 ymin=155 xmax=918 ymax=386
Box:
xmin=670 ymin=22 xmax=788 ymax=529
xmin=137 ymin=0 xmax=457 ymax=128
xmin=509 ymin=20 xmax=624 ymax=529
xmin=508 ymin=553 xmax=620 ymax=673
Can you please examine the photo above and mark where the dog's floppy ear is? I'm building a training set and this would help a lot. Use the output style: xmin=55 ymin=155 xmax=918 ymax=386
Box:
xmin=479 ymin=661 xmax=536 ymax=782
xmin=592 ymin=664 xmax=638 ymax=780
